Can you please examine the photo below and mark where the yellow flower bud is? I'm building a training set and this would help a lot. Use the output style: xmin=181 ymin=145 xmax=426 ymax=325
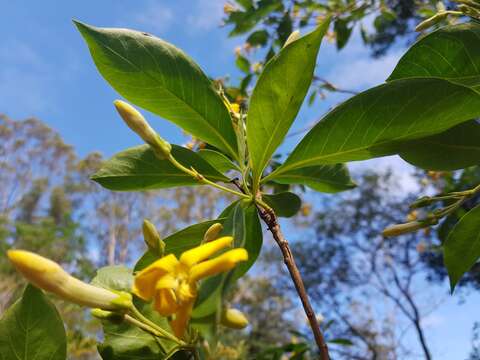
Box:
xmin=143 ymin=219 xmax=165 ymax=255
xmin=114 ymin=100 xmax=171 ymax=159
xmin=8 ymin=250 xmax=132 ymax=310
xmin=283 ymin=30 xmax=301 ymax=48
xmin=220 ymin=308 xmax=249 ymax=329
xmin=202 ymin=222 xmax=224 ymax=243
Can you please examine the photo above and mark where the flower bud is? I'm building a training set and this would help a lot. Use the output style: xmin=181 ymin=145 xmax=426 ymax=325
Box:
xmin=284 ymin=30 xmax=301 ymax=47
xmin=382 ymin=221 xmax=426 ymax=237
xmin=220 ymin=308 xmax=249 ymax=329
xmin=203 ymin=223 xmax=224 ymax=243
xmin=7 ymin=250 xmax=132 ymax=310
xmin=415 ymin=12 xmax=448 ymax=32
xmin=91 ymin=308 xmax=125 ymax=323
xmin=114 ymin=100 xmax=171 ymax=159
xmin=143 ymin=219 xmax=165 ymax=256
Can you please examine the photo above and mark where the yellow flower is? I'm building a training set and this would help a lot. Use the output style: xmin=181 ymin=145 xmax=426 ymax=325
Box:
xmin=7 ymin=250 xmax=132 ymax=310
xmin=132 ymin=236 xmax=248 ymax=337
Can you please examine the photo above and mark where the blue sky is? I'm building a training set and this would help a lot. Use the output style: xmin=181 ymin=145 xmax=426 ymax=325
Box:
xmin=1 ymin=1 xmax=477 ymax=358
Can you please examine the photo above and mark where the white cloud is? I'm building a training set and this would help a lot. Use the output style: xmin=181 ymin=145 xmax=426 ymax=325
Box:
xmin=132 ymin=2 xmax=174 ymax=34
xmin=327 ymin=51 xmax=402 ymax=91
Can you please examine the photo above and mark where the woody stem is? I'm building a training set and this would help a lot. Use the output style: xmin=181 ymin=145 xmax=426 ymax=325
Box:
xmin=231 ymin=180 xmax=330 ymax=360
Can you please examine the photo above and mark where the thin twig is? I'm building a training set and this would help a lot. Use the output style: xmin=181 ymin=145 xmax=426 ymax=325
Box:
xmin=231 ymin=179 xmax=330 ymax=359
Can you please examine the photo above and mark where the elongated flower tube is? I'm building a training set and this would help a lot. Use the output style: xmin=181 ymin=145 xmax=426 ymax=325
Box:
xmin=133 ymin=236 xmax=248 ymax=337
xmin=8 ymin=250 xmax=132 ymax=310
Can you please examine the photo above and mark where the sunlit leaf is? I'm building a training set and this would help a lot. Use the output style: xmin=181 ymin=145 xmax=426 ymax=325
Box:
xmin=247 ymin=18 xmax=330 ymax=189
xmin=444 ymin=203 xmax=480 ymax=290
xmin=270 ymin=23 xmax=480 ymax=177
xmin=75 ymin=21 xmax=238 ymax=158
xmin=0 ymin=285 xmax=66 ymax=360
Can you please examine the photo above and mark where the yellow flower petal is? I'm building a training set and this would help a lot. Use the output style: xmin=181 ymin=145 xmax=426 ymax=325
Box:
xmin=179 ymin=236 xmax=233 ymax=267
xmin=189 ymin=248 xmax=248 ymax=281
xmin=154 ymin=288 xmax=178 ymax=316
xmin=133 ymin=254 xmax=179 ymax=301
xmin=170 ymin=299 xmax=194 ymax=338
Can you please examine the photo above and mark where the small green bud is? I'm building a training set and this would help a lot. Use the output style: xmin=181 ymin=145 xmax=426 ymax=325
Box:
xmin=415 ymin=12 xmax=448 ymax=32
xmin=410 ymin=196 xmax=433 ymax=209
xmin=143 ymin=219 xmax=165 ymax=255
xmin=203 ymin=223 xmax=224 ymax=243
xmin=91 ymin=308 xmax=125 ymax=323
xmin=220 ymin=308 xmax=249 ymax=329
xmin=114 ymin=100 xmax=171 ymax=159
xmin=283 ymin=30 xmax=301 ymax=47
xmin=382 ymin=221 xmax=427 ymax=237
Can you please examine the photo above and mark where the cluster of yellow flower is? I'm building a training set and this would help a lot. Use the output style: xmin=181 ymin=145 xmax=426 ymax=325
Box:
xmin=7 ymin=223 xmax=249 ymax=340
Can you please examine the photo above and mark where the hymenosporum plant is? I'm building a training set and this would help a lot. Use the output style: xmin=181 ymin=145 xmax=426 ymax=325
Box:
xmin=4 ymin=6 xmax=480 ymax=359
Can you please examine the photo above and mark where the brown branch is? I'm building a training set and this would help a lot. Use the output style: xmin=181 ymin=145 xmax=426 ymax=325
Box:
xmin=231 ymin=179 xmax=330 ymax=359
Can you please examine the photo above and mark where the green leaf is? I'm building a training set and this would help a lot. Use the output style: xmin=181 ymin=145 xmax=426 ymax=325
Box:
xmin=236 ymin=55 xmax=251 ymax=73
xmin=246 ymin=30 xmax=269 ymax=47
xmin=92 ymin=144 xmax=229 ymax=191
xmin=271 ymin=79 xmax=480 ymax=176
xmin=163 ymin=220 xmax=223 ymax=257
xmin=75 ymin=21 xmax=238 ymax=159
xmin=92 ymin=265 xmax=133 ymax=292
xmin=444 ymin=203 xmax=480 ymax=290
xmin=399 ymin=120 xmax=480 ymax=170
xmin=334 ymin=18 xmax=353 ymax=50
xmin=328 ymin=338 xmax=354 ymax=346
xmin=388 ymin=23 xmax=480 ymax=90
xmin=263 ymin=192 xmax=302 ymax=218
xmin=0 ymin=285 xmax=66 ymax=360
xmin=269 ymin=23 xmax=480 ymax=177
xmin=247 ymin=18 xmax=331 ymax=189
xmin=193 ymin=201 xmax=262 ymax=318
xmin=197 ymin=149 xmax=241 ymax=173
xmin=264 ymin=164 xmax=356 ymax=193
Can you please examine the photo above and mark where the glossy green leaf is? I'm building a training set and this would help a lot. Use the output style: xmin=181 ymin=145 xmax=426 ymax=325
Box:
xmin=263 ymin=192 xmax=302 ymax=218
xmin=92 ymin=265 xmax=133 ymax=292
xmin=388 ymin=22 xmax=480 ymax=90
xmin=193 ymin=201 xmax=262 ymax=318
xmin=92 ymin=144 xmax=229 ymax=191
xmin=75 ymin=21 xmax=238 ymax=158
xmin=264 ymin=164 xmax=356 ymax=193
xmin=197 ymin=149 xmax=241 ymax=173
xmin=399 ymin=120 xmax=480 ymax=170
xmin=270 ymin=23 xmax=480 ymax=177
xmin=0 ymin=285 xmax=66 ymax=360
xmin=247 ymin=18 xmax=330 ymax=188
xmin=444 ymin=203 xmax=480 ymax=290
xmin=271 ymin=79 xmax=480 ymax=177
